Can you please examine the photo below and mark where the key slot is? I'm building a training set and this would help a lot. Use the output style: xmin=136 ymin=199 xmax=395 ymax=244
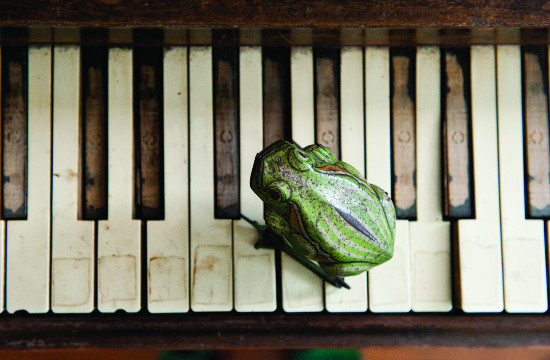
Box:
xmin=442 ymin=47 xmax=475 ymax=220
xmin=521 ymin=46 xmax=550 ymax=219
xmin=133 ymin=46 xmax=164 ymax=220
xmin=1 ymin=46 xmax=28 ymax=220
xmin=391 ymin=47 xmax=417 ymax=220
xmin=213 ymin=45 xmax=240 ymax=220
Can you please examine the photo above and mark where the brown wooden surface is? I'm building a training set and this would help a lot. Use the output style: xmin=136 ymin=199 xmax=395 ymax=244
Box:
xmin=134 ymin=46 xmax=164 ymax=220
xmin=391 ymin=48 xmax=416 ymax=220
xmin=0 ymin=1 xmax=550 ymax=28
xmin=522 ymin=46 xmax=550 ymax=218
xmin=1 ymin=46 xmax=27 ymax=220
xmin=0 ymin=312 xmax=548 ymax=349
xmin=81 ymin=46 xmax=108 ymax=220
xmin=214 ymin=46 xmax=240 ymax=219
xmin=314 ymin=48 xmax=340 ymax=158
xmin=442 ymin=48 xmax=474 ymax=219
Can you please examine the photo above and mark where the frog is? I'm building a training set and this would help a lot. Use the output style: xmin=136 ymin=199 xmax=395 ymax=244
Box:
xmin=244 ymin=140 xmax=395 ymax=289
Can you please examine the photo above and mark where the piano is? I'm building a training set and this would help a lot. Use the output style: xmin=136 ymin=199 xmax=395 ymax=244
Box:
xmin=0 ymin=0 xmax=549 ymax=349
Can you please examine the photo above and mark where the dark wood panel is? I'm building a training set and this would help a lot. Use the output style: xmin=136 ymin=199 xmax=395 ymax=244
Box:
xmin=214 ymin=46 xmax=240 ymax=219
xmin=1 ymin=45 xmax=28 ymax=220
xmin=81 ymin=46 xmax=108 ymax=220
xmin=0 ymin=312 xmax=549 ymax=349
xmin=0 ymin=1 xmax=550 ymax=28
xmin=391 ymin=47 xmax=416 ymax=220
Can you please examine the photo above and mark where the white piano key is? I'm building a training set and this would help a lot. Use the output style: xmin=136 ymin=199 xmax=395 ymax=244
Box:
xmin=365 ymin=46 xmax=411 ymax=313
xmin=189 ymin=47 xmax=233 ymax=312
xmin=234 ymin=46 xmax=277 ymax=312
xmin=325 ymin=46 xmax=368 ymax=313
xmin=409 ymin=46 xmax=452 ymax=312
xmin=97 ymin=47 xmax=141 ymax=313
xmin=51 ymin=45 xmax=95 ymax=313
xmin=7 ymin=46 xmax=52 ymax=313
xmin=497 ymin=45 xmax=547 ymax=313
xmin=147 ymin=46 xmax=189 ymax=313
xmin=457 ymin=46 xmax=503 ymax=313
xmin=283 ymin=46 xmax=323 ymax=312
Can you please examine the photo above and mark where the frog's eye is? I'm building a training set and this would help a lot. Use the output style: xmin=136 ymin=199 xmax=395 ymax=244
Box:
xmin=266 ymin=181 xmax=292 ymax=202
xmin=289 ymin=148 xmax=313 ymax=171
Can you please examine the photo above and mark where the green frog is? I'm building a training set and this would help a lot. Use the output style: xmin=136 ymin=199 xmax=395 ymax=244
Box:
xmin=244 ymin=140 xmax=395 ymax=289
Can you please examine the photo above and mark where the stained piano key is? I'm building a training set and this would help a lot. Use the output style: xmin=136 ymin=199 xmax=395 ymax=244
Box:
xmin=213 ymin=45 xmax=240 ymax=219
xmin=442 ymin=48 xmax=474 ymax=219
xmin=234 ymin=46 xmax=277 ymax=312
xmin=134 ymin=46 xmax=164 ymax=220
xmin=0 ymin=46 xmax=5 ymax=313
xmin=147 ymin=45 xmax=189 ymax=313
xmin=263 ymin=47 xmax=291 ymax=146
xmin=189 ymin=46 xmax=233 ymax=312
xmin=314 ymin=47 xmax=340 ymax=158
xmin=6 ymin=45 xmax=52 ymax=313
xmin=497 ymin=45 xmax=547 ymax=313
xmin=2 ymin=45 xmax=27 ymax=220
xmin=324 ymin=46 xmax=368 ymax=313
xmin=409 ymin=46 xmax=452 ymax=312
xmin=81 ymin=46 xmax=108 ymax=220
xmin=455 ymin=46 xmax=503 ymax=313
xmin=522 ymin=46 xmax=550 ymax=218
xmin=51 ymin=43 xmax=95 ymax=313
xmin=284 ymin=46 xmax=323 ymax=312
xmin=365 ymin=45 xmax=412 ymax=313
xmin=97 ymin=45 xmax=141 ymax=313
xmin=391 ymin=48 xmax=417 ymax=220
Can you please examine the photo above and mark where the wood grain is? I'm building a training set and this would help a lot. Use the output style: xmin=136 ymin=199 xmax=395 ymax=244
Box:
xmin=1 ymin=46 xmax=27 ymax=220
xmin=391 ymin=48 xmax=416 ymax=220
xmin=134 ymin=46 xmax=164 ymax=220
xmin=214 ymin=46 xmax=240 ymax=219
xmin=521 ymin=46 xmax=550 ymax=218
xmin=442 ymin=48 xmax=474 ymax=219
xmin=314 ymin=48 xmax=340 ymax=158
xmin=0 ymin=1 xmax=549 ymax=28
xmin=81 ymin=46 xmax=108 ymax=220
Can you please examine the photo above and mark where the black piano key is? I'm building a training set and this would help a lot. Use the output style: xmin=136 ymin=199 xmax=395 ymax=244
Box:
xmin=441 ymin=47 xmax=475 ymax=219
xmin=263 ymin=47 xmax=291 ymax=146
xmin=2 ymin=45 xmax=28 ymax=220
xmin=314 ymin=47 xmax=340 ymax=159
xmin=81 ymin=46 xmax=108 ymax=220
xmin=213 ymin=45 xmax=240 ymax=219
xmin=390 ymin=47 xmax=417 ymax=220
xmin=521 ymin=46 xmax=550 ymax=219
xmin=133 ymin=46 xmax=164 ymax=220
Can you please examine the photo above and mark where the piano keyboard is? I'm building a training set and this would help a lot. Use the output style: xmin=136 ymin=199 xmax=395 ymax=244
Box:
xmin=0 ymin=29 xmax=549 ymax=315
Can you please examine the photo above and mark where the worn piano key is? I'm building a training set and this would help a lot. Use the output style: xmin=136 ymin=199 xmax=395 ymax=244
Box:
xmin=0 ymin=47 xmax=5 ymax=313
xmin=134 ymin=46 xmax=164 ymax=220
xmin=522 ymin=46 xmax=550 ymax=218
xmin=314 ymin=48 xmax=340 ymax=158
xmin=284 ymin=46 xmax=323 ymax=312
xmin=81 ymin=46 xmax=108 ymax=220
xmin=1 ymin=46 xmax=27 ymax=220
xmin=455 ymin=46 xmax=503 ymax=313
xmin=234 ymin=46 xmax=277 ymax=312
xmin=324 ymin=46 xmax=368 ymax=313
xmin=97 ymin=46 xmax=141 ymax=313
xmin=51 ymin=45 xmax=95 ymax=313
xmin=263 ymin=47 xmax=291 ymax=146
xmin=189 ymin=46 xmax=233 ymax=312
xmin=442 ymin=48 xmax=474 ymax=219
xmin=497 ymin=45 xmax=547 ymax=313
xmin=409 ymin=46 xmax=452 ymax=312
xmin=366 ymin=46 xmax=411 ymax=313
xmin=147 ymin=46 xmax=189 ymax=313
xmin=213 ymin=46 xmax=240 ymax=219
xmin=391 ymin=48 xmax=417 ymax=220
xmin=6 ymin=46 xmax=51 ymax=313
